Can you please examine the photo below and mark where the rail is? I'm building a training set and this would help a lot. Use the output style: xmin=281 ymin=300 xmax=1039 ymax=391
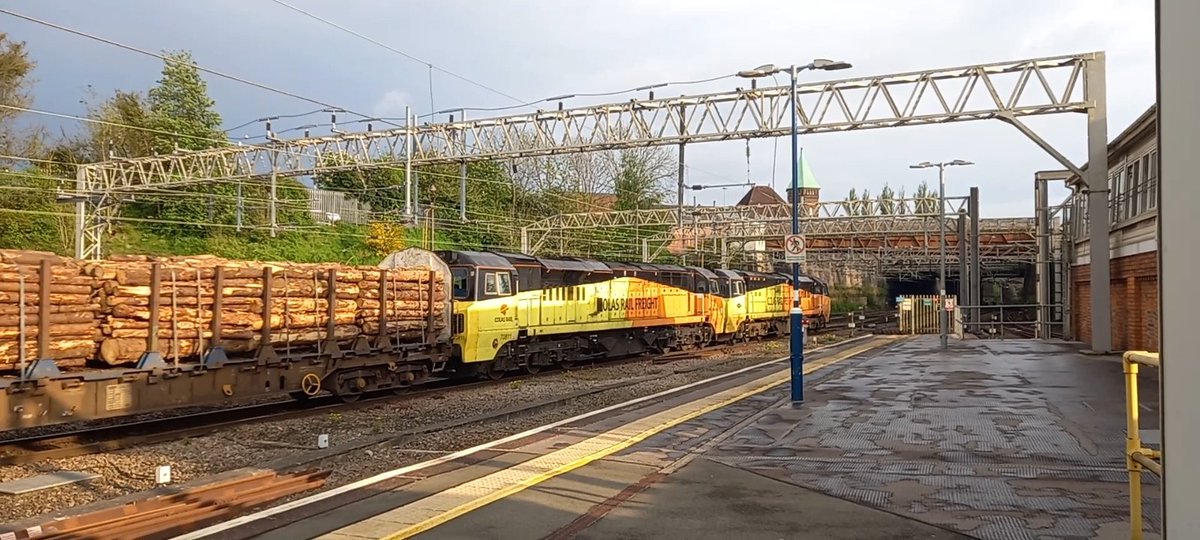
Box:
xmin=1123 ymin=350 xmax=1161 ymax=540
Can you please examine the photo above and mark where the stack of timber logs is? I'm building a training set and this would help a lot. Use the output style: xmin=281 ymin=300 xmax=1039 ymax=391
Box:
xmin=0 ymin=251 xmax=100 ymax=369
xmin=0 ymin=251 xmax=447 ymax=370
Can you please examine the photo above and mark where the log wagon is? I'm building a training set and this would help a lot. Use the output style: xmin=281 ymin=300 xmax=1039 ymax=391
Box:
xmin=0 ymin=248 xmax=451 ymax=429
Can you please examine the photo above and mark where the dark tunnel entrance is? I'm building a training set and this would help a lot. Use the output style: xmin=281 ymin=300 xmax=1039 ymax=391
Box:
xmin=884 ymin=275 xmax=962 ymax=308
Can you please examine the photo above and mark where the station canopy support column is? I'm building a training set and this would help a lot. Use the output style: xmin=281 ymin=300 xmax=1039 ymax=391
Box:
xmin=1159 ymin=0 xmax=1199 ymax=535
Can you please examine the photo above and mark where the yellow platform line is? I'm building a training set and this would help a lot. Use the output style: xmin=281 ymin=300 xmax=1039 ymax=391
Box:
xmin=321 ymin=338 xmax=887 ymax=540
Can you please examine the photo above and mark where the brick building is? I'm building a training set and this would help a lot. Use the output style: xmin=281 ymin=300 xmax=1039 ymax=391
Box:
xmin=1068 ymin=105 xmax=1159 ymax=352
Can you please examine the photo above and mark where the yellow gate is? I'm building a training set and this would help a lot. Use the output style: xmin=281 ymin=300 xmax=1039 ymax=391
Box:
xmin=898 ymin=295 xmax=955 ymax=334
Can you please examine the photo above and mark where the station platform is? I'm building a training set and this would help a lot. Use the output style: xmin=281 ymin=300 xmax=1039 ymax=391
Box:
xmin=184 ymin=335 xmax=1156 ymax=540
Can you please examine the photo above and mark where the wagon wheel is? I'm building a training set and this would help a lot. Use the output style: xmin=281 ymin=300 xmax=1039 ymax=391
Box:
xmin=334 ymin=376 xmax=367 ymax=402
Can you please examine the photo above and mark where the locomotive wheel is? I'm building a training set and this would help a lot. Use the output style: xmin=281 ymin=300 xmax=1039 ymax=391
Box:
xmin=482 ymin=361 xmax=506 ymax=380
xmin=337 ymin=391 xmax=363 ymax=403
xmin=524 ymin=360 xmax=542 ymax=375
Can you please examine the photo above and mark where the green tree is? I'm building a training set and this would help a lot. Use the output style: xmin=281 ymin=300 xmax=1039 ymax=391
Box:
xmin=0 ymin=33 xmax=41 ymax=157
xmin=0 ymin=35 xmax=65 ymax=252
xmin=914 ymin=180 xmax=937 ymax=214
xmin=145 ymin=51 xmax=223 ymax=153
xmin=316 ymin=157 xmax=522 ymax=251
xmin=845 ymin=188 xmax=859 ymax=216
xmin=0 ymin=170 xmax=66 ymax=252
xmin=859 ymin=188 xmax=873 ymax=216
xmin=119 ymin=51 xmax=232 ymax=237
xmin=314 ymin=157 xmax=407 ymax=214
xmin=878 ymin=183 xmax=896 ymax=215
xmin=613 ymin=149 xmax=671 ymax=211
xmin=80 ymin=88 xmax=155 ymax=160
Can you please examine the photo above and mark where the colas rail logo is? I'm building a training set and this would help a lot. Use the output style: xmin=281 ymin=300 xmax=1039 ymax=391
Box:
xmin=493 ymin=303 xmax=515 ymax=323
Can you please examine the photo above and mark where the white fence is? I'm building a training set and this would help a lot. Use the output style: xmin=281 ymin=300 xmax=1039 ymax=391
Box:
xmin=308 ymin=188 xmax=372 ymax=225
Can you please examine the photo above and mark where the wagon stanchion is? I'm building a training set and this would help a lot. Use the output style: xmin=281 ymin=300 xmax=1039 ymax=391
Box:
xmin=193 ymin=267 xmax=204 ymax=363
xmin=170 ymin=269 xmax=180 ymax=368
xmin=204 ymin=266 xmax=228 ymax=367
xmin=256 ymin=266 xmax=279 ymax=365
xmin=426 ymin=270 xmax=437 ymax=342
xmin=136 ymin=262 xmax=167 ymax=370
xmin=375 ymin=269 xmax=392 ymax=350
xmin=391 ymin=269 xmax=401 ymax=349
xmin=322 ymin=269 xmax=342 ymax=358
xmin=16 ymin=269 xmax=26 ymax=383
xmin=282 ymin=271 xmax=292 ymax=358
xmin=36 ymin=259 xmax=50 ymax=361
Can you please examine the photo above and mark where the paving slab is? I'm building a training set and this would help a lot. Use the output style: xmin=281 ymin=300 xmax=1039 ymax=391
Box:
xmin=692 ymin=336 xmax=1160 ymax=540
xmin=0 ymin=471 xmax=99 ymax=495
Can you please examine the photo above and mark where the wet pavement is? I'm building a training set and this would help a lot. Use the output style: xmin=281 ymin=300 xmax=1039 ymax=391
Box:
xmin=625 ymin=336 xmax=1160 ymax=539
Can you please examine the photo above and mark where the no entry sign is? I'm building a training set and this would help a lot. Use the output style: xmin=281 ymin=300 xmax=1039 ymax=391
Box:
xmin=784 ymin=234 xmax=807 ymax=263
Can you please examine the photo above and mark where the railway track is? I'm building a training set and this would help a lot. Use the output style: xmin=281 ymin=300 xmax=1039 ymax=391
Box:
xmin=0 ymin=342 xmax=733 ymax=466
xmin=819 ymin=309 xmax=897 ymax=334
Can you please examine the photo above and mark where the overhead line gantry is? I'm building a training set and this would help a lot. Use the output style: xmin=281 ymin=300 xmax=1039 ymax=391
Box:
xmin=71 ymin=51 xmax=1112 ymax=352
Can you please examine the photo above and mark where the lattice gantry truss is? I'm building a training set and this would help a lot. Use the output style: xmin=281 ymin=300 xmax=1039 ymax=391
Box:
xmin=520 ymin=194 xmax=1037 ymax=273
xmin=70 ymin=53 xmax=1098 ymax=259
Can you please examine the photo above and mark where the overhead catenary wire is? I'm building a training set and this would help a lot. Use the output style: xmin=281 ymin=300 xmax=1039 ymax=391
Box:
xmin=0 ymin=8 xmax=402 ymax=129
xmin=268 ymin=0 xmax=525 ymax=105
xmin=0 ymin=8 xmax=763 ymax=214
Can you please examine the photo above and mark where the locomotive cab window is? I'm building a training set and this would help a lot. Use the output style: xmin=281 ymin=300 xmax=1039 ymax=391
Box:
xmin=485 ymin=272 xmax=513 ymax=296
xmin=451 ymin=267 xmax=472 ymax=300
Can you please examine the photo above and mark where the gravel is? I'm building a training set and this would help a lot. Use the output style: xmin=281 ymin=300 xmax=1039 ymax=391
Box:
xmin=0 ymin=335 xmax=854 ymax=524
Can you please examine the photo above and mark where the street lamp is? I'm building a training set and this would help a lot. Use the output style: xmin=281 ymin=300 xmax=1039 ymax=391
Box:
xmin=909 ymin=159 xmax=974 ymax=349
xmin=740 ymin=58 xmax=852 ymax=405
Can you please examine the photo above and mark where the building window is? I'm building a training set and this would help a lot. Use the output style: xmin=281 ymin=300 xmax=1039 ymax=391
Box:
xmin=1126 ymin=160 xmax=1140 ymax=221
xmin=1109 ymin=169 xmax=1123 ymax=224
xmin=1144 ymin=150 xmax=1158 ymax=212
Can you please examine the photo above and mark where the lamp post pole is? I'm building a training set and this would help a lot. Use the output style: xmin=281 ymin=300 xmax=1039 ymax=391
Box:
xmin=788 ymin=64 xmax=805 ymax=404
xmin=938 ymin=163 xmax=947 ymax=349
xmin=737 ymin=58 xmax=852 ymax=406
xmin=910 ymin=159 xmax=973 ymax=350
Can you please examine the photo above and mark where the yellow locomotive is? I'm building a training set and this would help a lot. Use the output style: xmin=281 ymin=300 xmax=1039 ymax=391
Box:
xmin=437 ymin=250 xmax=828 ymax=378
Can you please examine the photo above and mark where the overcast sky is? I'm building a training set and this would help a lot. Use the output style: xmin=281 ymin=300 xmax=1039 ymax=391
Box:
xmin=4 ymin=0 xmax=1154 ymax=217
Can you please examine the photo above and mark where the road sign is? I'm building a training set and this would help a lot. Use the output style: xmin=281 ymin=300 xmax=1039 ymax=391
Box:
xmin=901 ymin=299 xmax=913 ymax=311
xmin=945 ymin=297 xmax=956 ymax=311
xmin=784 ymin=234 xmax=807 ymax=263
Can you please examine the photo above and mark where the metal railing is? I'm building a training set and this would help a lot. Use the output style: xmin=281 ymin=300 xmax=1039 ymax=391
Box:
xmin=1123 ymin=350 xmax=1162 ymax=540
xmin=951 ymin=304 xmax=1065 ymax=339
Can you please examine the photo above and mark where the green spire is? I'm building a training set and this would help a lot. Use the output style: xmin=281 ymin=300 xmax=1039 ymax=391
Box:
xmin=797 ymin=151 xmax=820 ymax=189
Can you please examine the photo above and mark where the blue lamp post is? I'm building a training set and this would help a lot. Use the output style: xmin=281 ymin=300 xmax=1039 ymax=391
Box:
xmin=738 ymin=59 xmax=852 ymax=405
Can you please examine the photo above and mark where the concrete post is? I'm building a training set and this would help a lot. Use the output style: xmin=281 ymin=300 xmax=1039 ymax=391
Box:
xmin=1084 ymin=54 xmax=1112 ymax=353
